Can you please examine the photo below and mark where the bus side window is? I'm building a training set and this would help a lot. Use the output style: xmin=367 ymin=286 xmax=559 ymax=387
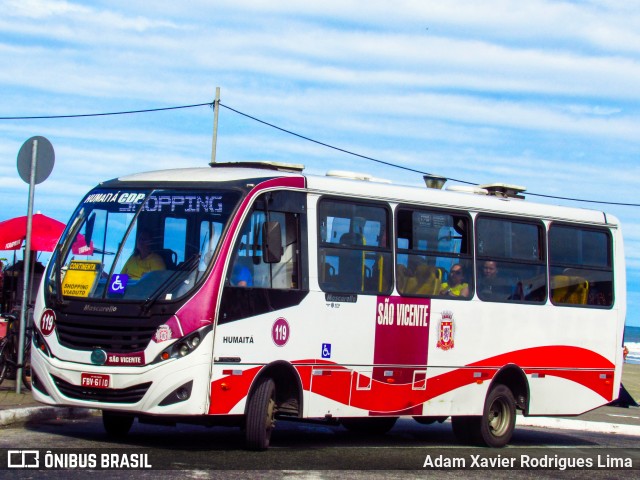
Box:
xmin=228 ymin=194 xmax=303 ymax=291
xmin=396 ymin=207 xmax=472 ymax=299
xmin=475 ymin=217 xmax=546 ymax=303
xmin=549 ymin=225 xmax=613 ymax=307
xmin=318 ymin=199 xmax=392 ymax=295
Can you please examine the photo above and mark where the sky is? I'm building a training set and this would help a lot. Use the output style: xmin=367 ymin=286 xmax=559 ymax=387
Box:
xmin=0 ymin=0 xmax=639 ymax=325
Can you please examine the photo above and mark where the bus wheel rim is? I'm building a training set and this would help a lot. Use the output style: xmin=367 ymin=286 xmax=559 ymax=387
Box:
xmin=487 ymin=397 xmax=509 ymax=437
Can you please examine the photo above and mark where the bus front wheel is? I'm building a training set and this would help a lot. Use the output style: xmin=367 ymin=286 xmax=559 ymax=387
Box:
xmin=102 ymin=410 xmax=134 ymax=438
xmin=245 ymin=377 xmax=277 ymax=450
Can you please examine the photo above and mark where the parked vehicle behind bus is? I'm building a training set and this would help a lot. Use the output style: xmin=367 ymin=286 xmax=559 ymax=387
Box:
xmin=30 ymin=162 xmax=625 ymax=449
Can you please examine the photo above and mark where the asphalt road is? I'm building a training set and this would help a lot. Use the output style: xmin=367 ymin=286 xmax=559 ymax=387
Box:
xmin=1 ymin=414 xmax=639 ymax=478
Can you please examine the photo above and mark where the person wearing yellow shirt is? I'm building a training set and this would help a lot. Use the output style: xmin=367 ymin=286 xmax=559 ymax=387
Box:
xmin=440 ymin=264 xmax=469 ymax=298
xmin=122 ymin=231 xmax=166 ymax=280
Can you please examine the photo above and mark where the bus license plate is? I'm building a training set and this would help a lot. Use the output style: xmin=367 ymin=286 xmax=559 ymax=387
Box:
xmin=81 ymin=373 xmax=110 ymax=389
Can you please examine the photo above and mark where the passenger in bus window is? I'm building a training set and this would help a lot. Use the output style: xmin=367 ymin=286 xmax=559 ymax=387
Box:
xmin=122 ymin=230 xmax=166 ymax=280
xmin=478 ymin=260 xmax=515 ymax=300
xmin=440 ymin=264 xmax=469 ymax=297
xmin=479 ymin=260 xmax=500 ymax=298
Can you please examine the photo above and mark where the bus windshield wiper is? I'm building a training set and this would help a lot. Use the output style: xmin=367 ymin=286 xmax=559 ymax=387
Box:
xmin=140 ymin=254 xmax=201 ymax=313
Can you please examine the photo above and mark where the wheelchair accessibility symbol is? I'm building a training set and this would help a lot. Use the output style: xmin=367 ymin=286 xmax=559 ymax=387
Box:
xmin=321 ymin=343 xmax=331 ymax=359
xmin=109 ymin=274 xmax=128 ymax=295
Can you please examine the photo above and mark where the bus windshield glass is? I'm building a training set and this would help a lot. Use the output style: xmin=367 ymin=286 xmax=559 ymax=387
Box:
xmin=47 ymin=188 xmax=240 ymax=302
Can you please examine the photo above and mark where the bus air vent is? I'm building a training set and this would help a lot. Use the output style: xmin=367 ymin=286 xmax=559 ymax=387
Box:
xmin=480 ymin=183 xmax=527 ymax=200
xmin=446 ymin=185 xmax=489 ymax=195
xmin=326 ymin=170 xmax=391 ymax=183
xmin=210 ymin=161 xmax=305 ymax=172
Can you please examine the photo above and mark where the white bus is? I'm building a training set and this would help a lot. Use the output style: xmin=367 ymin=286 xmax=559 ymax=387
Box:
xmin=31 ymin=162 xmax=625 ymax=449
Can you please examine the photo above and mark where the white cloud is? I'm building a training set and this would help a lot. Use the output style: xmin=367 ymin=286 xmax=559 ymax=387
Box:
xmin=1 ymin=0 xmax=640 ymax=309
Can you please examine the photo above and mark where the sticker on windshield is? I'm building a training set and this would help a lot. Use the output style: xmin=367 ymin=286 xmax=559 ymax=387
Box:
xmin=61 ymin=260 xmax=102 ymax=297
xmin=109 ymin=274 xmax=128 ymax=295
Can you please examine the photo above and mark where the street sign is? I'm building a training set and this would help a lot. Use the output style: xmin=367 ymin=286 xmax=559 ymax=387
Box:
xmin=14 ymin=135 xmax=55 ymax=395
xmin=17 ymin=136 xmax=55 ymax=184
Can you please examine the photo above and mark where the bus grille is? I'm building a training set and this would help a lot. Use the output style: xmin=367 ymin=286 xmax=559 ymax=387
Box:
xmin=52 ymin=375 xmax=151 ymax=404
xmin=55 ymin=318 xmax=157 ymax=353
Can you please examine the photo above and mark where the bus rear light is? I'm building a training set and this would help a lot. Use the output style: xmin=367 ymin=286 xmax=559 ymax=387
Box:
xmin=221 ymin=383 xmax=230 ymax=391
xmin=600 ymin=373 xmax=612 ymax=385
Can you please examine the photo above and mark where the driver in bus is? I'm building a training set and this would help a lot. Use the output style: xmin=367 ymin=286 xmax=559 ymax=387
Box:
xmin=122 ymin=230 xmax=166 ymax=280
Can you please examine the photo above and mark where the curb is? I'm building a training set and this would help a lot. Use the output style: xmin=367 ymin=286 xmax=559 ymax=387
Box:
xmin=516 ymin=415 xmax=640 ymax=437
xmin=0 ymin=406 xmax=97 ymax=427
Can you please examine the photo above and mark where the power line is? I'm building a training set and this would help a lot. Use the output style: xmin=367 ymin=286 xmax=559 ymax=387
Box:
xmin=219 ymin=103 xmax=640 ymax=208
xmin=1 ymin=100 xmax=638 ymax=207
xmin=0 ymin=103 xmax=212 ymax=120
xmin=219 ymin=103 xmax=445 ymax=178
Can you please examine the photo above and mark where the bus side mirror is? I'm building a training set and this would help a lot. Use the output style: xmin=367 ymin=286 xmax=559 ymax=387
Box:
xmin=263 ymin=221 xmax=283 ymax=263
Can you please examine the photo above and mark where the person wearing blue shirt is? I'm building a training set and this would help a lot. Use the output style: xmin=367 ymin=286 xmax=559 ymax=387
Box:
xmin=231 ymin=263 xmax=252 ymax=287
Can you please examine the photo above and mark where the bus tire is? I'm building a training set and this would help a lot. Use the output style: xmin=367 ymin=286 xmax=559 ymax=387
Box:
xmin=451 ymin=416 xmax=480 ymax=444
xmin=478 ymin=384 xmax=516 ymax=448
xmin=341 ymin=417 xmax=398 ymax=435
xmin=102 ymin=410 xmax=134 ymax=438
xmin=245 ymin=377 xmax=277 ymax=450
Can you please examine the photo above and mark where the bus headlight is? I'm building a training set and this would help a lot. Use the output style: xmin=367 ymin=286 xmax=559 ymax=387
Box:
xmin=152 ymin=325 xmax=211 ymax=364
xmin=177 ymin=342 xmax=190 ymax=357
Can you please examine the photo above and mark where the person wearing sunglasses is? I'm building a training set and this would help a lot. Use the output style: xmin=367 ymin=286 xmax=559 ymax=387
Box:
xmin=440 ymin=264 xmax=469 ymax=297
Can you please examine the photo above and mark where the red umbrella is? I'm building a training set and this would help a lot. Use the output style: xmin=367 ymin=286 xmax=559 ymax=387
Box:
xmin=0 ymin=213 xmax=66 ymax=252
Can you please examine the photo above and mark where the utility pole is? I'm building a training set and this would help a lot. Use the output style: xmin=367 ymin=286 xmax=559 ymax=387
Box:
xmin=209 ymin=87 xmax=220 ymax=166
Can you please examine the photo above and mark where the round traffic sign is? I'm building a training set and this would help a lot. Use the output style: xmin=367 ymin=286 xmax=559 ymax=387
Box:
xmin=17 ymin=136 xmax=55 ymax=184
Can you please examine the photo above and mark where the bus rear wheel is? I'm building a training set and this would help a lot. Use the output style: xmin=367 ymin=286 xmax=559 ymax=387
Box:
xmin=245 ymin=377 xmax=277 ymax=450
xmin=102 ymin=410 xmax=134 ymax=438
xmin=478 ymin=384 xmax=516 ymax=448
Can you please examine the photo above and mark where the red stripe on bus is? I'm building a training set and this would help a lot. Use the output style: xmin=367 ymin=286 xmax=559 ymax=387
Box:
xmin=208 ymin=345 xmax=615 ymax=415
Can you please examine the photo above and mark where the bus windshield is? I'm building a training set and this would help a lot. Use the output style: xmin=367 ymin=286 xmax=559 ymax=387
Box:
xmin=47 ymin=188 xmax=240 ymax=302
